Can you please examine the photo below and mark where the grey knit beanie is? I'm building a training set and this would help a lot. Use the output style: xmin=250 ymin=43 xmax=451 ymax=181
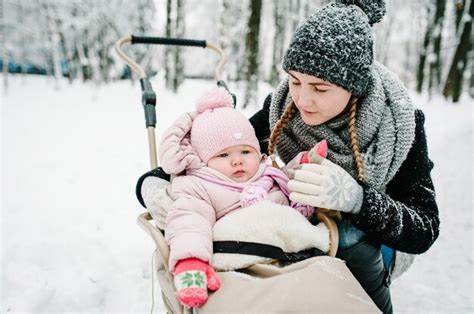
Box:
xmin=282 ymin=0 xmax=386 ymax=96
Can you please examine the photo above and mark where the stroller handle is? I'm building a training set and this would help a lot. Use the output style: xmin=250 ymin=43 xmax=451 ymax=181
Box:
xmin=115 ymin=35 xmax=227 ymax=81
xmin=115 ymin=35 xmax=228 ymax=169
xmin=131 ymin=35 xmax=206 ymax=47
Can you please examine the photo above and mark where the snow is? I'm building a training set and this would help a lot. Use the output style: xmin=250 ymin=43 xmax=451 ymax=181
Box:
xmin=1 ymin=75 xmax=473 ymax=313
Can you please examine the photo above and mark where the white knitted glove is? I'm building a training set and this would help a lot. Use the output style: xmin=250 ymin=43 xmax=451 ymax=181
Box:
xmin=141 ymin=176 xmax=172 ymax=229
xmin=287 ymin=157 xmax=363 ymax=214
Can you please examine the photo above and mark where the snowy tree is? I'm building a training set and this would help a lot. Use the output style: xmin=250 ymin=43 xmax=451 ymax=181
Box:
xmin=243 ymin=0 xmax=262 ymax=108
xmin=428 ymin=0 xmax=447 ymax=96
xmin=470 ymin=50 xmax=474 ymax=97
xmin=1 ymin=0 xmax=7 ymax=88
xmin=173 ymin=0 xmax=185 ymax=92
xmin=416 ymin=0 xmax=447 ymax=95
xmin=289 ymin=0 xmax=302 ymax=33
xmin=442 ymin=0 xmax=473 ymax=102
xmin=1 ymin=0 xmax=472 ymax=102
xmin=455 ymin=0 xmax=466 ymax=29
xmin=164 ymin=0 xmax=185 ymax=92
xmin=2 ymin=0 xmax=156 ymax=84
xmin=269 ymin=1 xmax=287 ymax=86
xmin=217 ymin=0 xmax=248 ymax=81
xmin=164 ymin=0 xmax=173 ymax=87
xmin=374 ymin=3 xmax=396 ymax=66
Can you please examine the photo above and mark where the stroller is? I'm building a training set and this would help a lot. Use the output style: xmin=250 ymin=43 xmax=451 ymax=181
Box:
xmin=115 ymin=35 xmax=380 ymax=313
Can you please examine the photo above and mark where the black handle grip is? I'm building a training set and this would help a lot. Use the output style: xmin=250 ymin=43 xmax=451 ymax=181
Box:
xmin=131 ymin=35 xmax=207 ymax=48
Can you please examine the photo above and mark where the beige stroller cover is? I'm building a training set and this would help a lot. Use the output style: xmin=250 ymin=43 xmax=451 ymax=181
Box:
xmin=153 ymin=203 xmax=380 ymax=313
xmin=157 ymin=255 xmax=379 ymax=313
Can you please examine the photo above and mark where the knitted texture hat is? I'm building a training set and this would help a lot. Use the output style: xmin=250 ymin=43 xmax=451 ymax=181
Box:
xmin=190 ymin=87 xmax=260 ymax=164
xmin=282 ymin=0 xmax=386 ymax=96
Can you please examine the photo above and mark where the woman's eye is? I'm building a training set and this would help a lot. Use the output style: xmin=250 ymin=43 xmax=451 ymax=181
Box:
xmin=290 ymin=81 xmax=300 ymax=86
xmin=313 ymin=86 xmax=328 ymax=93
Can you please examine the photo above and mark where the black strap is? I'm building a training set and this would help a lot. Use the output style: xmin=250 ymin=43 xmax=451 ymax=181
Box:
xmin=213 ymin=241 xmax=325 ymax=263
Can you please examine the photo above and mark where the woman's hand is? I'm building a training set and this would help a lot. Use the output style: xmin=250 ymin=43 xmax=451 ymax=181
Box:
xmin=141 ymin=176 xmax=173 ymax=229
xmin=287 ymin=156 xmax=363 ymax=214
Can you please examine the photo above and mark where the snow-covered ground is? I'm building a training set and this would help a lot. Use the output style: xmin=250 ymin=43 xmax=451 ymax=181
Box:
xmin=1 ymin=75 xmax=473 ymax=313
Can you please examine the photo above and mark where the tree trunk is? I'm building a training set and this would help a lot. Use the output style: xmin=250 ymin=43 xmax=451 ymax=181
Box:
xmin=416 ymin=1 xmax=435 ymax=93
xmin=243 ymin=0 xmax=262 ymax=108
xmin=455 ymin=0 xmax=466 ymax=31
xmin=269 ymin=1 xmax=286 ymax=86
xmin=1 ymin=0 xmax=7 ymax=89
xmin=164 ymin=0 xmax=173 ymax=89
xmin=289 ymin=0 xmax=301 ymax=33
xmin=41 ymin=1 xmax=62 ymax=84
xmin=218 ymin=0 xmax=245 ymax=82
xmin=428 ymin=0 xmax=446 ymax=96
xmin=402 ymin=1 xmax=420 ymax=86
xmin=218 ymin=0 xmax=231 ymax=79
xmin=442 ymin=0 xmax=473 ymax=102
xmin=375 ymin=8 xmax=394 ymax=66
xmin=76 ymin=39 xmax=90 ymax=81
xmin=469 ymin=50 xmax=474 ymax=98
xmin=172 ymin=0 xmax=185 ymax=92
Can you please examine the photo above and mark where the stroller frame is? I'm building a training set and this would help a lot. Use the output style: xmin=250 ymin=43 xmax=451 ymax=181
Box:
xmin=115 ymin=35 xmax=343 ymax=314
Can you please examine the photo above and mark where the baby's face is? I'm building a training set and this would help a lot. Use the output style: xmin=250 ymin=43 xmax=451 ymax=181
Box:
xmin=207 ymin=145 xmax=261 ymax=182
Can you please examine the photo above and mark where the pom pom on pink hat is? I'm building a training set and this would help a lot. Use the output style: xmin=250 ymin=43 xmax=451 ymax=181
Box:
xmin=195 ymin=87 xmax=234 ymax=113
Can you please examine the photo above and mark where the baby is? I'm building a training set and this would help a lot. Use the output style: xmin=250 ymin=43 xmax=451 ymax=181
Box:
xmin=158 ymin=87 xmax=313 ymax=308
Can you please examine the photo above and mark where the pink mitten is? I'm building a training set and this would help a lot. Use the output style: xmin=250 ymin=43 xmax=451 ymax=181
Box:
xmin=300 ymin=140 xmax=328 ymax=163
xmin=173 ymin=258 xmax=221 ymax=308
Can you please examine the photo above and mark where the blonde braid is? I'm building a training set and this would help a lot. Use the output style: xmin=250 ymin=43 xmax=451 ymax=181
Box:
xmin=268 ymin=101 xmax=297 ymax=168
xmin=347 ymin=96 xmax=365 ymax=182
xmin=322 ymin=97 xmax=364 ymax=222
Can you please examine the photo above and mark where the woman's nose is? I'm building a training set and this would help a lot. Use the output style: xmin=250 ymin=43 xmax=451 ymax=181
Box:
xmin=298 ymin=89 xmax=313 ymax=107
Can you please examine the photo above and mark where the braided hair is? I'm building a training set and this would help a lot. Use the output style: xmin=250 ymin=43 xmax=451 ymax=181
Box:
xmin=268 ymin=97 xmax=365 ymax=182
xmin=268 ymin=101 xmax=297 ymax=168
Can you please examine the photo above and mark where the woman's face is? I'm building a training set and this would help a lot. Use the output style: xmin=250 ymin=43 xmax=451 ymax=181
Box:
xmin=288 ymin=71 xmax=352 ymax=126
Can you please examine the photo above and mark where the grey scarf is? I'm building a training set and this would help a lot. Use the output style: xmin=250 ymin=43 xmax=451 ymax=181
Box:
xmin=269 ymin=62 xmax=416 ymax=191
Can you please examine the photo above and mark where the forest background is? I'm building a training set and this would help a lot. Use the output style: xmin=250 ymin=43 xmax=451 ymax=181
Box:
xmin=2 ymin=0 xmax=472 ymax=106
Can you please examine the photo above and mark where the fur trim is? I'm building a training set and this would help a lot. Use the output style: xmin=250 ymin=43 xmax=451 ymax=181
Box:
xmin=211 ymin=200 xmax=330 ymax=271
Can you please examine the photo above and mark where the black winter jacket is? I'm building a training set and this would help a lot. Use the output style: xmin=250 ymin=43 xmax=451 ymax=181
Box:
xmin=250 ymin=94 xmax=440 ymax=255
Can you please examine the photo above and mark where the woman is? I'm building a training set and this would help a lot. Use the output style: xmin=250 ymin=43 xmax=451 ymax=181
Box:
xmin=249 ymin=1 xmax=439 ymax=313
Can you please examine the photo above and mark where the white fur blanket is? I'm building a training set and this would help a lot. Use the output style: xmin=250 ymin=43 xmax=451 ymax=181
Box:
xmin=212 ymin=200 xmax=330 ymax=271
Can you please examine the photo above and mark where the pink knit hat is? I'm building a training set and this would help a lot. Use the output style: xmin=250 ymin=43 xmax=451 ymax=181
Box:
xmin=190 ymin=87 xmax=260 ymax=164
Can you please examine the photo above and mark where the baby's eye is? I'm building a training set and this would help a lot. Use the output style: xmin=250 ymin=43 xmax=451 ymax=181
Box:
xmin=217 ymin=153 xmax=229 ymax=158
xmin=242 ymin=150 xmax=251 ymax=155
